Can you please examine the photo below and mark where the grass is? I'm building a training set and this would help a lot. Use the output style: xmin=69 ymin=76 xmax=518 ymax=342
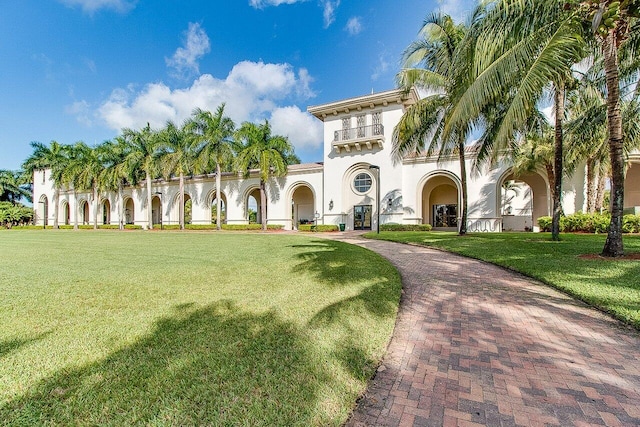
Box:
xmin=0 ymin=230 xmax=401 ymax=426
xmin=365 ymin=231 xmax=640 ymax=329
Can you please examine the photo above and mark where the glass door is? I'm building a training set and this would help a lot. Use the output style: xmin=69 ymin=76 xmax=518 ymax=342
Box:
xmin=354 ymin=205 xmax=372 ymax=230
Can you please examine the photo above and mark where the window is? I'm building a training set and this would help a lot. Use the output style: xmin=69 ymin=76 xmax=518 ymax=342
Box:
xmin=353 ymin=173 xmax=372 ymax=193
xmin=356 ymin=114 xmax=366 ymax=138
xmin=372 ymin=111 xmax=382 ymax=136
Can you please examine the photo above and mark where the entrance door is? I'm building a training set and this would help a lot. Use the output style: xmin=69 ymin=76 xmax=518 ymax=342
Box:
xmin=433 ymin=204 xmax=457 ymax=227
xmin=354 ymin=205 xmax=372 ymax=230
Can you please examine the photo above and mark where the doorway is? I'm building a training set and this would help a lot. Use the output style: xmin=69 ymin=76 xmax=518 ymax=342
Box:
xmin=354 ymin=205 xmax=372 ymax=230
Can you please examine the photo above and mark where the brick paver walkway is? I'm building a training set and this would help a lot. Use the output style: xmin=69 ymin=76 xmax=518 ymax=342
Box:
xmin=328 ymin=234 xmax=640 ymax=427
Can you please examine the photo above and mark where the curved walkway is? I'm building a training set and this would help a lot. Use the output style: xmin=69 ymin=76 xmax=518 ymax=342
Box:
xmin=327 ymin=234 xmax=640 ymax=427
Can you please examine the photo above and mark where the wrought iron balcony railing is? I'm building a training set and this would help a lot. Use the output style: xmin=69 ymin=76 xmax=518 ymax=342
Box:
xmin=333 ymin=124 xmax=384 ymax=142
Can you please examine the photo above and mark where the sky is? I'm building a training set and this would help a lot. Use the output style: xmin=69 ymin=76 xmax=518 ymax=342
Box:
xmin=0 ymin=0 xmax=476 ymax=171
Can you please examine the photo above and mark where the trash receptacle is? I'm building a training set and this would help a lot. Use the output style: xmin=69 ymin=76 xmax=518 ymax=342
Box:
xmin=339 ymin=223 xmax=345 ymax=231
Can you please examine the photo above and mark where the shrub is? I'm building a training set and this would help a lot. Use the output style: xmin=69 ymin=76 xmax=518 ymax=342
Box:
xmin=380 ymin=223 xmax=433 ymax=232
xmin=298 ymin=224 xmax=339 ymax=232
xmin=221 ymin=224 xmax=283 ymax=231
xmin=537 ymin=216 xmax=552 ymax=232
xmin=623 ymin=214 xmax=640 ymax=233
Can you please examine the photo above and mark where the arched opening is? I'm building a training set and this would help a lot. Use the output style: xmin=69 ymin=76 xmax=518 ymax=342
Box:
xmin=211 ymin=192 xmax=227 ymax=225
xmin=62 ymin=201 xmax=70 ymax=225
xmin=247 ymin=188 xmax=261 ymax=224
xmin=151 ymin=195 xmax=162 ymax=225
xmin=124 ymin=198 xmax=134 ymax=225
xmin=184 ymin=194 xmax=192 ymax=225
xmin=39 ymin=196 xmax=49 ymax=226
xmin=498 ymin=170 xmax=549 ymax=231
xmin=102 ymin=199 xmax=111 ymax=225
xmin=625 ymin=161 xmax=640 ymax=211
xmin=172 ymin=193 xmax=192 ymax=226
xmin=421 ymin=174 xmax=459 ymax=229
xmin=80 ymin=200 xmax=90 ymax=225
xmin=291 ymin=185 xmax=315 ymax=228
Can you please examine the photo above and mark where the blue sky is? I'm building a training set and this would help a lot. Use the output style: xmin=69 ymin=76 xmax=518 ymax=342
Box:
xmin=0 ymin=0 xmax=476 ymax=171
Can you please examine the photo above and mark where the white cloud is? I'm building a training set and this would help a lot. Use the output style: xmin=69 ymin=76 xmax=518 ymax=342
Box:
xmin=436 ymin=0 xmax=473 ymax=23
xmin=94 ymin=61 xmax=318 ymax=152
xmin=58 ymin=0 xmax=136 ymax=14
xmin=321 ymin=0 xmax=340 ymax=28
xmin=166 ymin=23 xmax=211 ymax=79
xmin=249 ymin=0 xmax=303 ymax=8
xmin=65 ymin=100 xmax=93 ymax=127
xmin=371 ymin=53 xmax=390 ymax=81
xmin=345 ymin=17 xmax=363 ymax=35
xmin=269 ymin=106 xmax=323 ymax=150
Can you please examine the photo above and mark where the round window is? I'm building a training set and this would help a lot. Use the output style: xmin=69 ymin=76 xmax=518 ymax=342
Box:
xmin=353 ymin=172 xmax=372 ymax=193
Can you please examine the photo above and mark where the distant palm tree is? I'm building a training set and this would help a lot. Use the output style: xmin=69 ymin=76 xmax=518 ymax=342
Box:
xmin=0 ymin=170 xmax=31 ymax=203
xmin=123 ymin=124 xmax=160 ymax=230
xmin=187 ymin=105 xmax=235 ymax=230
xmin=235 ymin=121 xmax=295 ymax=231
xmin=99 ymin=136 xmax=131 ymax=230
xmin=61 ymin=142 xmax=91 ymax=230
xmin=22 ymin=141 xmax=68 ymax=228
xmin=158 ymin=121 xmax=196 ymax=230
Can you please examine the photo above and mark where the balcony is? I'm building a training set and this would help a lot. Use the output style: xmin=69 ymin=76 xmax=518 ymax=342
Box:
xmin=332 ymin=124 xmax=385 ymax=154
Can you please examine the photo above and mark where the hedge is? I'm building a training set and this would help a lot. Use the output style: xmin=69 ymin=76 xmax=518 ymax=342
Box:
xmin=380 ymin=223 xmax=433 ymax=232
xmin=537 ymin=213 xmax=640 ymax=234
xmin=221 ymin=224 xmax=284 ymax=231
xmin=298 ymin=224 xmax=339 ymax=232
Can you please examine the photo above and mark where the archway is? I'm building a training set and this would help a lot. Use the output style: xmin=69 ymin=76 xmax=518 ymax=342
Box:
xmin=80 ymin=200 xmax=90 ymax=225
xmin=61 ymin=200 xmax=70 ymax=225
xmin=498 ymin=169 xmax=550 ymax=231
xmin=151 ymin=195 xmax=162 ymax=225
xmin=171 ymin=193 xmax=192 ymax=226
xmin=124 ymin=198 xmax=134 ymax=225
xmin=247 ymin=188 xmax=261 ymax=224
xmin=184 ymin=194 xmax=192 ymax=225
xmin=625 ymin=161 xmax=640 ymax=210
xmin=211 ymin=192 xmax=227 ymax=225
xmin=102 ymin=199 xmax=111 ymax=225
xmin=39 ymin=195 xmax=49 ymax=226
xmin=420 ymin=174 xmax=459 ymax=229
xmin=291 ymin=185 xmax=315 ymax=228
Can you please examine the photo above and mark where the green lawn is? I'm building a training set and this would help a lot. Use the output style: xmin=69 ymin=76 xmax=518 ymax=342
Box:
xmin=366 ymin=231 xmax=640 ymax=329
xmin=0 ymin=230 xmax=401 ymax=426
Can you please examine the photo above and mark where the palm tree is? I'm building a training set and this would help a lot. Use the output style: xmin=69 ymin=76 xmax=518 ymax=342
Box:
xmin=122 ymin=123 xmax=160 ymax=230
xmin=70 ymin=142 xmax=104 ymax=230
xmin=0 ymin=170 xmax=31 ymax=203
xmin=187 ymin=105 xmax=235 ymax=230
xmin=450 ymin=0 xmax=638 ymax=254
xmin=158 ymin=121 xmax=195 ymax=230
xmin=99 ymin=136 xmax=131 ymax=230
xmin=22 ymin=141 xmax=68 ymax=228
xmin=392 ymin=13 xmax=472 ymax=235
xmin=235 ymin=121 xmax=295 ymax=230
xmin=61 ymin=142 xmax=91 ymax=230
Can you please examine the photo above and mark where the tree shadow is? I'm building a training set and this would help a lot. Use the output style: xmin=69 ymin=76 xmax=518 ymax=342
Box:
xmin=0 ymin=301 xmax=332 ymax=426
xmin=0 ymin=332 xmax=51 ymax=360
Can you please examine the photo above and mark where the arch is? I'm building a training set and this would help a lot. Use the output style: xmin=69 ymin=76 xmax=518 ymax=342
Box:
xmin=38 ymin=195 xmax=49 ymax=226
xmin=287 ymin=182 xmax=316 ymax=228
xmin=496 ymin=168 xmax=550 ymax=231
xmin=124 ymin=197 xmax=135 ymax=225
xmin=101 ymin=199 xmax=111 ymax=225
xmin=625 ymin=160 xmax=640 ymax=209
xmin=151 ymin=195 xmax=162 ymax=225
xmin=171 ymin=192 xmax=193 ymax=226
xmin=207 ymin=189 xmax=228 ymax=225
xmin=79 ymin=199 xmax=90 ymax=225
xmin=418 ymin=171 xmax=461 ymax=229
xmin=244 ymin=186 xmax=262 ymax=224
xmin=61 ymin=200 xmax=70 ymax=225
xmin=341 ymin=163 xmax=378 ymax=231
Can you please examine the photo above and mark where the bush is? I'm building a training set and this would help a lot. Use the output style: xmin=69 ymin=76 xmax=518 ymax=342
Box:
xmin=298 ymin=224 xmax=339 ymax=232
xmin=537 ymin=216 xmax=552 ymax=232
xmin=623 ymin=214 xmax=640 ymax=233
xmin=221 ymin=224 xmax=283 ymax=231
xmin=380 ymin=223 xmax=433 ymax=232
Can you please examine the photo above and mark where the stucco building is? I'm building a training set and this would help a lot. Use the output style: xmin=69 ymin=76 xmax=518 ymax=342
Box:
xmin=33 ymin=89 xmax=640 ymax=231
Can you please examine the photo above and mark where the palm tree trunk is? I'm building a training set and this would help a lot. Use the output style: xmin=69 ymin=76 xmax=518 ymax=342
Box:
xmin=179 ymin=172 xmax=185 ymax=230
xmin=551 ymin=82 xmax=565 ymax=241
xmin=595 ymin=170 xmax=606 ymax=212
xmin=216 ymin=163 xmax=222 ymax=231
xmin=586 ymin=157 xmax=596 ymax=213
xmin=602 ymin=31 xmax=625 ymax=257
xmin=53 ymin=187 xmax=60 ymax=229
xmin=146 ymin=172 xmax=153 ymax=230
xmin=545 ymin=162 xmax=555 ymax=208
xmin=458 ymin=141 xmax=468 ymax=235
xmin=73 ymin=189 xmax=79 ymax=230
xmin=260 ymin=179 xmax=267 ymax=231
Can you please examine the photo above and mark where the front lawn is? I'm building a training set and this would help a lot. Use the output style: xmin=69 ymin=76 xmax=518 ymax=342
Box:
xmin=0 ymin=231 xmax=401 ymax=426
xmin=366 ymin=231 xmax=640 ymax=329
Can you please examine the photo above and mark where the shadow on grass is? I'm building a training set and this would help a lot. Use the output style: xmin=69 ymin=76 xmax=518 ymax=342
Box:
xmin=0 ymin=301 xmax=331 ymax=426
xmin=0 ymin=332 xmax=51 ymax=359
